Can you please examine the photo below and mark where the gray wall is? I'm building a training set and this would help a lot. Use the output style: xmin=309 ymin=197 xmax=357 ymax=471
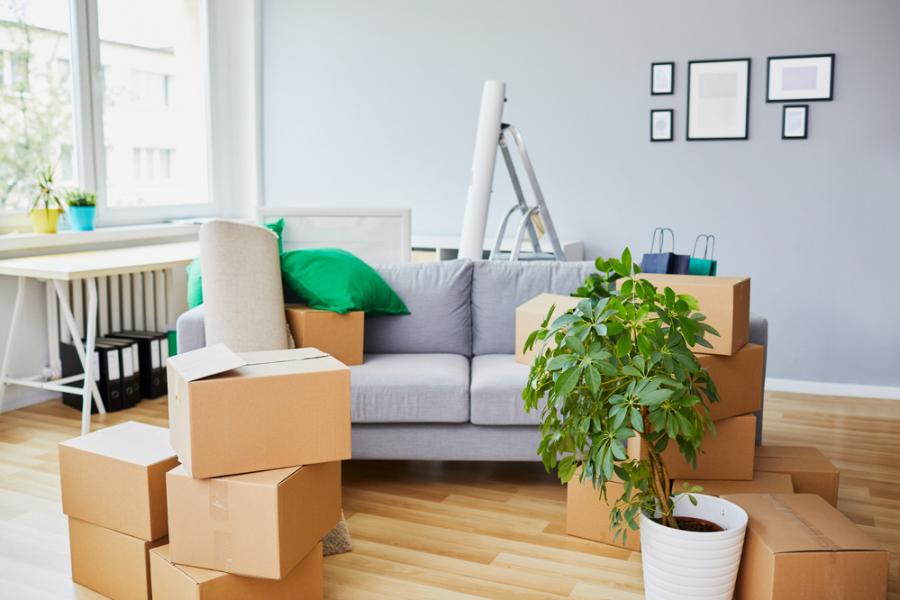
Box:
xmin=262 ymin=0 xmax=900 ymax=386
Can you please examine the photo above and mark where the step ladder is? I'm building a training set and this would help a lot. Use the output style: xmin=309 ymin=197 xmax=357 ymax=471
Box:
xmin=489 ymin=124 xmax=566 ymax=261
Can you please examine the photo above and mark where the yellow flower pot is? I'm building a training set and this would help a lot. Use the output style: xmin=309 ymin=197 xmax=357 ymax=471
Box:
xmin=29 ymin=208 xmax=61 ymax=234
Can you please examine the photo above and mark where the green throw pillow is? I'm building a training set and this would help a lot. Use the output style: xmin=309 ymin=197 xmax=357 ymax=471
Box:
xmin=186 ymin=219 xmax=285 ymax=309
xmin=280 ymin=248 xmax=409 ymax=315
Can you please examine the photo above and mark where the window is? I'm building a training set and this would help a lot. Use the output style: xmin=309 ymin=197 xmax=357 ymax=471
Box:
xmin=0 ymin=0 xmax=213 ymax=223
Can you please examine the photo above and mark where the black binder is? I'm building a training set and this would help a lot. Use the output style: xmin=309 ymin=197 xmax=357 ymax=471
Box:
xmin=60 ymin=340 xmax=122 ymax=413
xmin=96 ymin=337 xmax=141 ymax=409
xmin=107 ymin=330 xmax=167 ymax=399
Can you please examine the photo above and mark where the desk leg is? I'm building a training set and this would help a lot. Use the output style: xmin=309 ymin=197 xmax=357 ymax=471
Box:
xmin=80 ymin=279 xmax=98 ymax=435
xmin=0 ymin=276 xmax=26 ymax=414
xmin=53 ymin=280 xmax=106 ymax=422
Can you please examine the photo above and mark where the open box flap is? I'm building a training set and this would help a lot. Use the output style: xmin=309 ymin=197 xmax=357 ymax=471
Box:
xmin=238 ymin=347 xmax=329 ymax=365
xmin=166 ymin=344 xmax=247 ymax=382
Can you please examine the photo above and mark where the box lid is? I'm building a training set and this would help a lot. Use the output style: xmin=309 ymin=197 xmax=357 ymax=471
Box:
xmin=518 ymin=293 xmax=582 ymax=315
xmin=754 ymin=446 xmax=838 ymax=473
xmin=638 ymin=274 xmax=750 ymax=287
xmin=168 ymin=463 xmax=300 ymax=486
xmin=722 ymin=493 xmax=883 ymax=554
xmin=152 ymin=544 xmax=225 ymax=585
xmin=59 ymin=421 xmax=174 ymax=467
xmin=167 ymin=345 xmax=330 ymax=382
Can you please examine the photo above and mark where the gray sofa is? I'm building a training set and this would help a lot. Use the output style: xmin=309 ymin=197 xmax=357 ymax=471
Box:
xmin=176 ymin=260 xmax=768 ymax=460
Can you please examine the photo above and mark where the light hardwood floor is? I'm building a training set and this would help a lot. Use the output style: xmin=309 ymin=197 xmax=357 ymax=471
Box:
xmin=0 ymin=391 xmax=898 ymax=599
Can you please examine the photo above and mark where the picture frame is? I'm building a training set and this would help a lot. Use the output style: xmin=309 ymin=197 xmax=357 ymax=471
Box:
xmin=782 ymin=104 xmax=808 ymax=139
xmin=650 ymin=109 xmax=673 ymax=142
xmin=767 ymin=54 xmax=834 ymax=102
xmin=686 ymin=58 xmax=751 ymax=141
xmin=651 ymin=62 xmax=674 ymax=95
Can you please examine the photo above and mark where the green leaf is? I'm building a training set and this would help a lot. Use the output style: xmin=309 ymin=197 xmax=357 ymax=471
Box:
xmin=615 ymin=335 xmax=632 ymax=357
xmin=629 ymin=408 xmax=644 ymax=432
xmin=564 ymin=335 xmax=586 ymax=355
xmin=554 ymin=367 xmax=581 ymax=397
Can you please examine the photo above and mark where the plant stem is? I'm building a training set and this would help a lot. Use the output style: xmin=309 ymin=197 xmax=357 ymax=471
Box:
xmin=643 ymin=412 xmax=678 ymax=529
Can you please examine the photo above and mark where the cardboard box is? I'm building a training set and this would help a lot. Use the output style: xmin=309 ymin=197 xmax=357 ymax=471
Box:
xmin=698 ymin=343 xmax=764 ymax=421
xmin=150 ymin=542 xmax=323 ymax=599
xmin=59 ymin=421 xmax=179 ymax=540
xmin=515 ymin=293 xmax=583 ymax=365
xmin=286 ymin=304 xmax=364 ymax=366
xmin=167 ymin=345 xmax=351 ymax=478
xmin=68 ymin=517 xmax=165 ymax=600
xmin=673 ymin=471 xmax=793 ymax=497
xmin=722 ymin=494 xmax=889 ymax=600
xmin=630 ymin=414 xmax=757 ymax=480
xmin=754 ymin=446 xmax=840 ymax=506
xmin=638 ymin=274 xmax=750 ymax=356
xmin=566 ymin=476 xmax=641 ymax=551
xmin=167 ymin=461 xmax=341 ymax=579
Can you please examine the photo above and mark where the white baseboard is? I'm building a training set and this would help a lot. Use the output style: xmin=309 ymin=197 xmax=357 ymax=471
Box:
xmin=766 ymin=378 xmax=900 ymax=400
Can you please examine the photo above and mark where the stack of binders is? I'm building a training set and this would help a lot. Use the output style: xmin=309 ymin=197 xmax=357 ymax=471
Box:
xmin=107 ymin=330 xmax=168 ymax=399
xmin=60 ymin=338 xmax=140 ymax=412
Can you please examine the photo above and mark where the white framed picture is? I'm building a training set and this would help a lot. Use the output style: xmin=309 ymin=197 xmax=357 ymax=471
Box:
xmin=686 ymin=58 xmax=751 ymax=141
xmin=782 ymin=105 xmax=808 ymax=139
xmin=651 ymin=62 xmax=674 ymax=95
xmin=767 ymin=54 xmax=834 ymax=102
xmin=650 ymin=109 xmax=673 ymax=141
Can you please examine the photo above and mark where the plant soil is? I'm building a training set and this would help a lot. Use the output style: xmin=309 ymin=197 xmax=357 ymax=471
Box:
xmin=655 ymin=516 xmax=724 ymax=532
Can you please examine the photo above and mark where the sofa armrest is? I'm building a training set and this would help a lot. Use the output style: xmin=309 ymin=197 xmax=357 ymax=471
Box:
xmin=176 ymin=305 xmax=206 ymax=354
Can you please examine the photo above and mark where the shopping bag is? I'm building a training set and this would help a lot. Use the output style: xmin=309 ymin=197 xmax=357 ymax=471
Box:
xmin=640 ymin=227 xmax=675 ymax=273
xmin=688 ymin=234 xmax=717 ymax=276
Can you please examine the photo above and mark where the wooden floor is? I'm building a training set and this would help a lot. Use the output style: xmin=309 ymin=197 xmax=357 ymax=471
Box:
xmin=0 ymin=392 xmax=898 ymax=599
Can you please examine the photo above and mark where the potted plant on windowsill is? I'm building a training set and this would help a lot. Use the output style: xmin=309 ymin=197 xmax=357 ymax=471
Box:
xmin=29 ymin=166 xmax=64 ymax=234
xmin=65 ymin=190 xmax=97 ymax=231
xmin=522 ymin=248 xmax=748 ymax=600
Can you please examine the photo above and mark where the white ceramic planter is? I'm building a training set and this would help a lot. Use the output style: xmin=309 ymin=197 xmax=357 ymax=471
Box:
xmin=640 ymin=494 xmax=748 ymax=600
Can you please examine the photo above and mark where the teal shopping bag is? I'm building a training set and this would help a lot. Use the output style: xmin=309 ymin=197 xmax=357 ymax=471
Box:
xmin=688 ymin=234 xmax=717 ymax=276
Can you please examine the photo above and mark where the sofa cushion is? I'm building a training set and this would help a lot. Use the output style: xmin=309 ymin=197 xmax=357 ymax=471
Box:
xmin=365 ymin=260 xmax=473 ymax=355
xmin=350 ymin=354 xmax=469 ymax=423
xmin=470 ymin=354 xmax=540 ymax=426
xmin=472 ymin=260 xmax=596 ymax=355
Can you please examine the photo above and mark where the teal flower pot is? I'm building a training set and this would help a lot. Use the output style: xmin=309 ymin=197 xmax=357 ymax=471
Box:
xmin=68 ymin=205 xmax=96 ymax=231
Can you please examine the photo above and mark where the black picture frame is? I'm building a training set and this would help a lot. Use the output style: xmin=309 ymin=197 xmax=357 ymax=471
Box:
xmin=766 ymin=54 xmax=835 ymax=102
xmin=686 ymin=58 xmax=751 ymax=141
xmin=782 ymin=104 xmax=808 ymax=139
xmin=650 ymin=109 xmax=674 ymax=142
xmin=651 ymin=62 xmax=675 ymax=95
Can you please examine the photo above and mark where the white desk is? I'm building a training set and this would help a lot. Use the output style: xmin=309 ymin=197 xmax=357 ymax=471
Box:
xmin=0 ymin=242 xmax=198 ymax=434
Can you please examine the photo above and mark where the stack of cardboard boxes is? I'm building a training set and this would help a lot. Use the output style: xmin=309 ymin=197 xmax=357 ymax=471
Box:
xmin=60 ymin=336 xmax=354 ymax=598
xmin=515 ymin=274 xmax=889 ymax=597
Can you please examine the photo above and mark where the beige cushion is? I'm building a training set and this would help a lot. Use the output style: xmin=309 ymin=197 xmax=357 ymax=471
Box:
xmin=199 ymin=220 xmax=289 ymax=351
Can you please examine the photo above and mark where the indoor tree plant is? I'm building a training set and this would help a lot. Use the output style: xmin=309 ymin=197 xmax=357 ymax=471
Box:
xmin=522 ymin=248 xmax=748 ymax=600
xmin=28 ymin=166 xmax=65 ymax=234
xmin=65 ymin=190 xmax=97 ymax=231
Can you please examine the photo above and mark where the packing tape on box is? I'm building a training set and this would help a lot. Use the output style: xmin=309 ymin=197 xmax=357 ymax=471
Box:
xmin=771 ymin=494 xmax=838 ymax=549
xmin=209 ymin=480 xmax=229 ymax=520
xmin=213 ymin=530 xmax=233 ymax=571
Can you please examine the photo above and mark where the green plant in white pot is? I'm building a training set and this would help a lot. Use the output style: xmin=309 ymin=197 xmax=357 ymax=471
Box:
xmin=522 ymin=248 xmax=748 ymax=600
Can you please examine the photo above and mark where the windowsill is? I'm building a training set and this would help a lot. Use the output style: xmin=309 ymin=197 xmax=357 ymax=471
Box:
xmin=0 ymin=221 xmax=202 ymax=258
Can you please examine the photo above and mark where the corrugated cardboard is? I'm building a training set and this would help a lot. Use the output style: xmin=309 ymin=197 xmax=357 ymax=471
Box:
xmin=722 ymin=494 xmax=889 ymax=600
xmin=286 ymin=305 xmax=364 ymax=365
xmin=754 ymin=445 xmax=840 ymax=506
xmin=630 ymin=414 xmax=757 ymax=480
xmin=638 ymin=274 xmax=750 ymax=356
xmin=68 ymin=517 xmax=166 ymax=600
xmin=698 ymin=343 xmax=764 ymax=421
xmin=515 ymin=293 xmax=583 ymax=365
xmin=150 ymin=542 xmax=323 ymax=599
xmin=167 ymin=345 xmax=351 ymax=478
xmin=167 ymin=461 xmax=341 ymax=579
xmin=59 ymin=421 xmax=179 ymax=540
xmin=566 ymin=476 xmax=641 ymax=550
xmin=673 ymin=471 xmax=794 ymax=497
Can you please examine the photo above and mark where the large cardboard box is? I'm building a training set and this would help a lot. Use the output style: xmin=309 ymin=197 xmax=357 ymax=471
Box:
xmin=59 ymin=421 xmax=179 ymax=540
xmin=722 ymin=494 xmax=889 ymax=600
xmin=698 ymin=343 xmax=764 ymax=421
xmin=68 ymin=517 xmax=166 ymax=600
xmin=638 ymin=274 xmax=750 ymax=356
xmin=150 ymin=543 xmax=323 ymax=599
xmin=167 ymin=345 xmax=351 ymax=478
xmin=673 ymin=471 xmax=793 ymax=497
xmin=167 ymin=461 xmax=341 ymax=579
xmin=566 ymin=476 xmax=641 ymax=551
xmin=285 ymin=304 xmax=364 ymax=366
xmin=515 ymin=293 xmax=583 ymax=365
xmin=754 ymin=445 xmax=840 ymax=506
xmin=629 ymin=414 xmax=757 ymax=480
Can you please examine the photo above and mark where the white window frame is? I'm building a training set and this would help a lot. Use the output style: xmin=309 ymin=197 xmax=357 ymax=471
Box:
xmin=0 ymin=0 xmax=218 ymax=230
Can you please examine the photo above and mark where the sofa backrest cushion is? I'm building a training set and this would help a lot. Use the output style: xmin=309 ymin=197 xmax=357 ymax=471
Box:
xmin=472 ymin=260 xmax=596 ymax=355
xmin=365 ymin=260 xmax=473 ymax=355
